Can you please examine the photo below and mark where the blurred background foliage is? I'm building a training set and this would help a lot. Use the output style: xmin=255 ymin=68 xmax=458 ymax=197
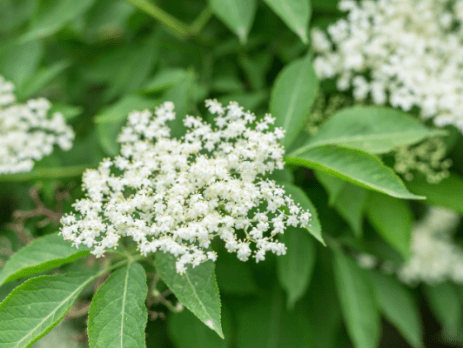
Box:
xmin=1 ymin=0 xmax=463 ymax=347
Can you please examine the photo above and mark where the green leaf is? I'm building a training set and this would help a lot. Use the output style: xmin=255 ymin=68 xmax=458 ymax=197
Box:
xmin=0 ymin=271 xmax=97 ymax=348
xmin=161 ymin=70 xmax=195 ymax=139
xmin=314 ymin=170 xmax=346 ymax=205
xmin=208 ymin=0 xmax=257 ymax=44
xmin=142 ymin=68 xmax=188 ymax=93
xmin=333 ymin=250 xmax=380 ymax=348
xmin=424 ymin=282 xmax=462 ymax=337
xmin=17 ymin=60 xmax=70 ymax=100
xmin=286 ymin=145 xmax=424 ymax=200
xmin=277 ymin=226 xmax=316 ymax=309
xmin=88 ymin=262 xmax=148 ymax=348
xmin=263 ymin=0 xmax=311 ymax=43
xmin=277 ymin=182 xmax=323 ymax=244
xmin=0 ymin=233 xmax=90 ymax=286
xmin=0 ymin=39 xmax=43 ymax=89
xmin=20 ymin=0 xmax=95 ymax=41
xmin=168 ymin=307 xmax=233 ymax=348
xmin=215 ymin=252 xmax=258 ymax=296
xmin=236 ymin=287 xmax=311 ymax=348
xmin=332 ymin=183 xmax=366 ymax=236
xmin=105 ymin=37 xmax=158 ymax=100
xmin=270 ymin=54 xmax=318 ymax=148
xmin=154 ymin=252 xmax=223 ymax=338
xmin=216 ymin=91 xmax=267 ymax=112
xmin=365 ymin=192 xmax=412 ymax=259
xmin=369 ymin=271 xmax=422 ymax=348
xmin=95 ymin=95 xmax=160 ymax=156
xmin=297 ymin=106 xmax=444 ymax=154
xmin=406 ymin=174 xmax=463 ymax=215
xmin=49 ymin=103 xmax=83 ymax=121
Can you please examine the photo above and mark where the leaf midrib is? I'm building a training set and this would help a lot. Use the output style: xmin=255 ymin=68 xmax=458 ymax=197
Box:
xmin=119 ymin=264 xmax=130 ymax=348
xmin=292 ymin=129 xmax=433 ymax=155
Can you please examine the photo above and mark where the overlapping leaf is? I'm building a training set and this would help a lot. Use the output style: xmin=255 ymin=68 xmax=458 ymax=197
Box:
xmin=0 ymin=271 xmax=97 ymax=348
xmin=0 ymin=233 xmax=90 ymax=286
xmin=155 ymin=252 xmax=223 ymax=338
xmin=88 ymin=262 xmax=148 ymax=348
xmin=286 ymin=145 xmax=424 ymax=199
xmin=270 ymin=54 xmax=318 ymax=148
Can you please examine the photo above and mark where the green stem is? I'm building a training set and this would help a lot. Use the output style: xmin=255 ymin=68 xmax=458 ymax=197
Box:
xmin=0 ymin=164 xmax=94 ymax=182
xmin=126 ymin=0 xmax=190 ymax=38
xmin=94 ymin=253 xmax=144 ymax=279
xmin=190 ymin=7 xmax=213 ymax=35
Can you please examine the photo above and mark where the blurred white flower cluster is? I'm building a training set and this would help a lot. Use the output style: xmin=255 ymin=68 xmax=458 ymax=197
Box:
xmin=311 ymin=0 xmax=463 ymax=132
xmin=0 ymin=76 xmax=74 ymax=174
xmin=357 ymin=207 xmax=463 ymax=285
xmin=60 ymin=100 xmax=310 ymax=273
xmin=398 ymin=207 xmax=463 ymax=285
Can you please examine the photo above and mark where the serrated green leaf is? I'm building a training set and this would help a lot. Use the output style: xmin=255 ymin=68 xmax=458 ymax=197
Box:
xmin=369 ymin=271 xmax=422 ymax=348
xmin=366 ymin=192 xmax=412 ymax=259
xmin=333 ymin=250 xmax=380 ymax=348
xmin=88 ymin=262 xmax=148 ymax=348
xmin=406 ymin=174 xmax=463 ymax=215
xmin=154 ymin=252 xmax=223 ymax=338
xmin=20 ymin=0 xmax=95 ymax=41
xmin=236 ymin=287 xmax=311 ymax=348
xmin=277 ymin=226 xmax=316 ymax=309
xmin=277 ymin=182 xmax=323 ymax=244
xmin=296 ymin=106 xmax=443 ymax=154
xmin=0 ymin=233 xmax=90 ymax=286
xmin=286 ymin=145 xmax=424 ymax=200
xmin=270 ymin=54 xmax=318 ymax=148
xmin=0 ymin=271 xmax=97 ymax=348
xmin=263 ymin=0 xmax=311 ymax=43
xmin=208 ymin=0 xmax=257 ymax=44
xmin=424 ymin=282 xmax=462 ymax=338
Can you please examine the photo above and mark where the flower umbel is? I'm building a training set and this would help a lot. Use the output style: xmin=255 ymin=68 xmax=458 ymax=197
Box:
xmin=312 ymin=0 xmax=463 ymax=132
xmin=60 ymin=100 xmax=310 ymax=273
xmin=0 ymin=75 xmax=74 ymax=174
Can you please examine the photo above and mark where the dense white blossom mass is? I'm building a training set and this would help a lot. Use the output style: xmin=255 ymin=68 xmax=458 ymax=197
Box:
xmin=0 ymin=76 xmax=74 ymax=174
xmin=60 ymin=100 xmax=311 ymax=273
xmin=311 ymin=0 xmax=463 ymax=132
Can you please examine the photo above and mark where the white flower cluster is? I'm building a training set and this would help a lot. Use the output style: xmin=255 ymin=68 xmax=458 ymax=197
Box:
xmin=60 ymin=100 xmax=310 ymax=273
xmin=0 ymin=76 xmax=74 ymax=174
xmin=311 ymin=0 xmax=463 ymax=132
xmin=398 ymin=207 xmax=463 ymax=285
xmin=356 ymin=207 xmax=463 ymax=285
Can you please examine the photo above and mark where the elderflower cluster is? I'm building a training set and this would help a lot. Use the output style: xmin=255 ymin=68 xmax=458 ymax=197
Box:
xmin=398 ymin=207 xmax=463 ymax=285
xmin=356 ymin=207 xmax=463 ymax=285
xmin=311 ymin=0 xmax=463 ymax=132
xmin=0 ymin=76 xmax=74 ymax=174
xmin=60 ymin=100 xmax=310 ymax=273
